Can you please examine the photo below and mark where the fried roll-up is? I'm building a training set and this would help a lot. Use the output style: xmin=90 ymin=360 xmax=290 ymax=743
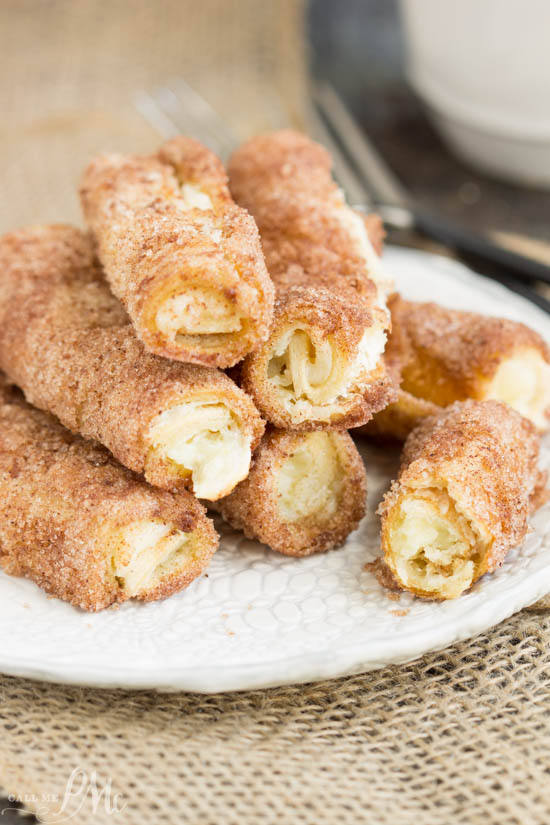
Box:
xmin=367 ymin=295 xmax=550 ymax=439
xmin=80 ymin=136 xmax=274 ymax=368
xmin=228 ymin=130 xmax=395 ymax=430
xmin=379 ymin=400 xmax=547 ymax=600
xmin=0 ymin=379 xmax=218 ymax=611
xmin=0 ymin=225 xmax=264 ymax=501
xmin=219 ymin=428 xmax=366 ymax=556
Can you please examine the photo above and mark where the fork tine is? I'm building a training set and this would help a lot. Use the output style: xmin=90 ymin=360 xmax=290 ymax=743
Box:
xmin=135 ymin=78 xmax=368 ymax=206
xmin=161 ymin=79 xmax=237 ymax=159
xmin=135 ymin=81 xmax=237 ymax=160
xmin=315 ymin=82 xmax=408 ymax=206
xmin=170 ymin=78 xmax=237 ymax=149
xmin=151 ymin=86 xmax=227 ymax=157
xmin=309 ymin=107 xmax=369 ymax=207
xmin=134 ymin=90 xmax=182 ymax=139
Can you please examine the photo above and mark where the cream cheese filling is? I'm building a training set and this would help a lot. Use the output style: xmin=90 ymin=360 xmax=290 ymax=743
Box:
xmin=389 ymin=487 xmax=487 ymax=599
xmin=268 ymin=324 xmax=386 ymax=409
xmin=266 ymin=192 xmax=392 ymax=413
xmin=147 ymin=400 xmax=252 ymax=500
xmin=345 ymin=325 xmax=387 ymax=387
xmin=156 ymin=289 xmax=243 ymax=338
xmin=180 ymin=183 xmax=213 ymax=211
xmin=332 ymin=192 xmax=394 ymax=313
xmin=111 ymin=520 xmax=193 ymax=596
xmin=277 ymin=432 xmax=344 ymax=521
xmin=178 ymin=183 xmax=222 ymax=242
xmin=481 ymin=348 xmax=550 ymax=431
xmin=154 ymin=183 xmax=246 ymax=341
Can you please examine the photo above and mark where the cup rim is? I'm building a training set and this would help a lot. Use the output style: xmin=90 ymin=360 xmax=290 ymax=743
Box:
xmin=408 ymin=66 xmax=550 ymax=142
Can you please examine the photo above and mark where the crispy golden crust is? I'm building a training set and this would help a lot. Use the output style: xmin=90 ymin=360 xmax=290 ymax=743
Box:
xmin=219 ymin=428 xmax=367 ymax=556
xmin=240 ymin=285 xmax=395 ymax=430
xmin=365 ymin=294 xmax=550 ymax=439
xmin=0 ymin=378 xmax=218 ymax=611
xmin=379 ymin=400 xmax=546 ymax=599
xmin=228 ymin=131 xmax=394 ymax=429
xmin=392 ymin=296 xmax=550 ymax=406
xmin=0 ymin=225 xmax=264 ymax=495
xmin=229 ymin=130 xmax=382 ymax=301
xmin=80 ymin=137 xmax=274 ymax=368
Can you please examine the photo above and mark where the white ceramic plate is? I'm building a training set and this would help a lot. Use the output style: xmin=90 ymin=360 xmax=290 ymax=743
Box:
xmin=1 ymin=247 xmax=550 ymax=693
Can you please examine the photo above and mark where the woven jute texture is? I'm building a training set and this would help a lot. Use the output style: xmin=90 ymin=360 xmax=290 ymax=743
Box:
xmin=0 ymin=0 xmax=308 ymax=233
xmin=1 ymin=3 xmax=550 ymax=824
xmin=0 ymin=610 xmax=550 ymax=825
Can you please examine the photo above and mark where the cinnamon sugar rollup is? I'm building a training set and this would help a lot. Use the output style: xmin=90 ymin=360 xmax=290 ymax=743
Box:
xmin=219 ymin=429 xmax=366 ymax=556
xmin=0 ymin=379 xmax=218 ymax=611
xmin=80 ymin=136 xmax=274 ymax=368
xmin=0 ymin=225 xmax=264 ymax=501
xmin=379 ymin=400 xmax=547 ymax=600
xmin=366 ymin=295 xmax=550 ymax=439
xmin=228 ymin=130 xmax=395 ymax=430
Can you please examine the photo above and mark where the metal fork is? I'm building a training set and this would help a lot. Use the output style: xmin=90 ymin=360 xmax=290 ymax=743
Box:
xmin=135 ymin=79 xmax=238 ymax=160
xmin=134 ymin=78 xmax=550 ymax=313
xmin=134 ymin=78 xmax=370 ymax=206
xmin=314 ymin=83 xmax=550 ymax=303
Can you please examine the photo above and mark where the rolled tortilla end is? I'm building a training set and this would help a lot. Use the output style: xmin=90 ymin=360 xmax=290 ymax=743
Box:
xmin=139 ymin=253 xmax=254 ymax=363
xmin=0 ymin=224 xmax=264 ymax=501
xmin=80 ymin=137 xmax=275 ymax=368
xmin=0 ymin=380 xmax=218 ymax=611
xmin=240 ymin=285 xmax=395 ymax=430
xmin=228 ymin=131 xmax=396 ymax=431
xmin=219 ymin=428 xmax=367 ymax=556
xmin=144 ymin=392 xmax=262 ymax=500
xmin=379 ymin=400 xmax=546 ymax=600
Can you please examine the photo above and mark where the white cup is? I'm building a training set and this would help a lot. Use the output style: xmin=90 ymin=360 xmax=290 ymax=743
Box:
xmin=399 ymin=0 xmax=550 ymax=188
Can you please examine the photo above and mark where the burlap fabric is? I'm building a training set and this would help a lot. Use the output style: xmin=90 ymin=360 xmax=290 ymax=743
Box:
xmin=0 ymin=610 xmax=549 ymax=824
xmin=0 ymin=0 xmax=308 ymax=233
xmin=1 ymin=2 xmax=550 ymax=823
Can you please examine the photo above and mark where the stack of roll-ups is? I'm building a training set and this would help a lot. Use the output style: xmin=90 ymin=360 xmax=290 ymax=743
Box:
xmin=0 ymin=130 xmax=547 ymax=611
xmin=222 ymin=130 xmax=400 ymax=555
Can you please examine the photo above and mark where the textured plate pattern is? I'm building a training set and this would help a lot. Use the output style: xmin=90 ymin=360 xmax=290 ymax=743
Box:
xmin=1 ymin=247 xmax=549 ymax=692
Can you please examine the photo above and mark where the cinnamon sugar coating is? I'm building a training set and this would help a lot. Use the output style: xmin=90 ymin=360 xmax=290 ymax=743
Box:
xmin=219 ymin=428 xmax=366 ymax=557
xmin=393 ymin=296 xmax=550 ymax=405
xmin=229 ymin=130 xmax=386 ymax=300
xmin=228 ymin=130 xmax=394 ymax=430
xmin=0 ymin=225 xmax=264 ymax=497
xmin=80 ymin=136 xmax=274 ymax=368
xmin=365 ymin=294 xmax=550 ymax=439
xmin=0 ymin=378 xmax=218 ymax=611
xmin=379 ymin=400 xmax=547 ymax=599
